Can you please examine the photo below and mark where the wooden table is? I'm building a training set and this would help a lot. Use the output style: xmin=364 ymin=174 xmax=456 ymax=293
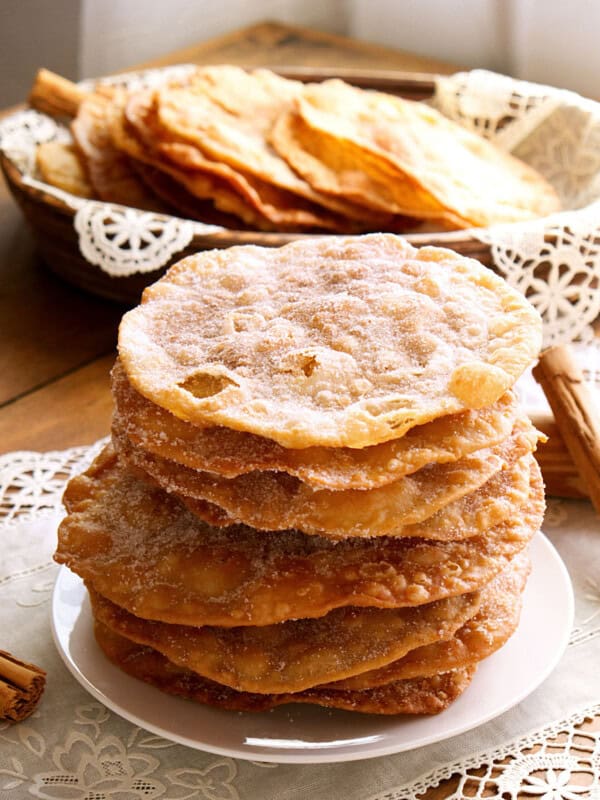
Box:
xmin=0 ymin=21 xmax=596 ymax=799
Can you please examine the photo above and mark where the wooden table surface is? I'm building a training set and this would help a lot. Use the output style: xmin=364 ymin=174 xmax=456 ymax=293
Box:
xmin=0 ymin=21 xmax=596 ymax=799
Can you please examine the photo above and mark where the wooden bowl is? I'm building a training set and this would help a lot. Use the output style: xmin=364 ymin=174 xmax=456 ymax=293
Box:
xmin=1 ymin=67 xmax=494 ymax=305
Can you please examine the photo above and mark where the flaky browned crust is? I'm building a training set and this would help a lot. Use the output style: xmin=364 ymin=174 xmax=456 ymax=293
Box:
xmin=114 ymin=417 xmax=539 ymax=537
xmin=285 ymin=79 xmax=560 ymax=226
xmin=33 ymin=65 xmax=560 ymax=234
xmin=89 ymin=581 xmax=482 ymax=694
xmin=94 ymin=620 xmax=476 ymax=715
xmin=71 ymin=91 xmax=164 ymax=210
xmin=56 ymin=445 xmax=542 ymax=628
xmin=327 ymin=552 xmax=530 ymax=689
xmin=155 ymin=66 xmax=379 ymax=225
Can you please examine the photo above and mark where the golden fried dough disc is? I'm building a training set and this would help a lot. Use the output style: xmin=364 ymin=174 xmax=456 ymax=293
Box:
xmin=108 ymin=93 xmax=275 ymax=230
xmin=125 ymin=87 xmax=354 ymax=232
xmin=186 ymin=65 xmax=302 ymax=113
xmin=328 ymin=552 xmax=530 ymax=689
xmin=95 ymin=621 xmax=475 ymax=715
xmin=399 ymin=454 xmax=537 ymax=542
xmin=130 ymin=160 xmax=250 ymax=228
xmin=114 ymin=417 xmax=538 ymax=537
xmin=293 ymin=80 xmax=560 ymax=226
xmin=114 ymin=449 xmax=536 ymax=544
xmin=271 ymin=107 xmax=392 ymax=213
xmin=184 ymin=66 xmax=417 ymax=230
xmin=123 ymin=90 xmax=360 ymax=232
xmin=112 ymin=359 xmax=519 ymax=489
xmin=71 ymin=92 xmax=163 ymax=209
xmin=167 ymin=452 xmax=537 ymax=544
xmin=155 ymin=68 xmax=378 ymax=224
xmin=36 ymin=141 xmax=94 ymax=198
xmin=89 ymin=581 xmax=481 ymax=693
xmin=271 ymin=108 xmax=462 ymax=226
xmin=158 ymin=139 xmax=353 ymax=231
xmin=56 ymin=446 xmax=543 ymax=628
xmin=118 ymin=235 xmax=543 ymax=448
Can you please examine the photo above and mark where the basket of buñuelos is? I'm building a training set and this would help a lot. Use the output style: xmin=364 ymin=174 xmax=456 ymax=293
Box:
xmin=0 ymin=64 xmax=582 ymax=304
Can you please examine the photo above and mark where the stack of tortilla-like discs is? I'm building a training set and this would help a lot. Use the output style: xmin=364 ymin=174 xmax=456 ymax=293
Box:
xmin=55 ymin=233 xmax=545 ymax=715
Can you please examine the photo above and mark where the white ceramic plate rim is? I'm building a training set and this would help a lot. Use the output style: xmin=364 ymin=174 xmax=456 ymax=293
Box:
xmin=51 ymin=532 xmax=573 ymax=764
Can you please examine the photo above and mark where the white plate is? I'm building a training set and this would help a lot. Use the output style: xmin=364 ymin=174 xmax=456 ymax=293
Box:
xmin=51 ymin=533 xmax=573 ymax=764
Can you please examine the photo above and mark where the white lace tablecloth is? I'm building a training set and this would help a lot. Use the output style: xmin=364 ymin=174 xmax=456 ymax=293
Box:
xmin=0 ymin=442 xmax=599 ymax=800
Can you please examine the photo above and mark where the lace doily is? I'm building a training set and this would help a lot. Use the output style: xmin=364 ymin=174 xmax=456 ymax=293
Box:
xmin=379 ymin=707 xmax=600 ymax=800
xmin=434 ymin=70 xmax=600 ymax=351
xmin=73 ymin=203 xmax=199 ymax=278
xmin=2 ymin=443 xmax=600 ymax=800
xmin=0 ymin=440 xmax=105 ymax=526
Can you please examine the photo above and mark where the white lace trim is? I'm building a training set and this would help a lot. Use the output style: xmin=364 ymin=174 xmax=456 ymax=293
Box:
xmin=434 ymin=68 xmax=561 ymax=147
xmin=433 ymin=70 xmax=600 ymax=350
xmin=473 ymin=203 xmax=600 ymax=348
xmin=0 ymin=439 xmax=106 ymax=527
xmin=73 ymin=202 xmax=200 ymax=278
xmin=371 ymin=703 xmax=600 ymax=800
xmin=0 ymin=108 xmax=70 ymax=173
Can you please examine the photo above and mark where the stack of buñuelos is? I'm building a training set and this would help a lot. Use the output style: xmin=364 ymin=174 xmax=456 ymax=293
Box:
xmin=55 ymin=233 xmax=545 ymax=715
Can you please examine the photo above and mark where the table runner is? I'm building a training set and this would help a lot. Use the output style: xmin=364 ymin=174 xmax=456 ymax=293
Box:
xmin=1 ymin=440 xmax=599 ymax=799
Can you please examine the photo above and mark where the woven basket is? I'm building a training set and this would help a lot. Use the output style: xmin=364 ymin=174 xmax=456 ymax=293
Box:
xmin=1 ymin=68 xmax=495 ymax=305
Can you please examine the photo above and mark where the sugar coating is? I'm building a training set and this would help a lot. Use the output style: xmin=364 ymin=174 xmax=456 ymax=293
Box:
xmin=56 ymin=446 xmax=543 ymax=628
xmin=112 ymin=359 xmax=520 ymax=490
xmin=118 ymin=235 xmax=542 ymax=448
xmin=113 ymin=416 xmax=539 ymax=538
xmin=89 ymin=582 xmax=482 ymax=694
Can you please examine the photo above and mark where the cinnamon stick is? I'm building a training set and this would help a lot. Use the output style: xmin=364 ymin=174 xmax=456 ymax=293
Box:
xmin=0 ymin=650 xmax=46 ymax=722
xmin=533 ymin=345 xmax=600 ymax=513
xmin=532 ymin=412 xmax=590 ymax=499
xmin=28 ymin=68 xmax=87 ymax=118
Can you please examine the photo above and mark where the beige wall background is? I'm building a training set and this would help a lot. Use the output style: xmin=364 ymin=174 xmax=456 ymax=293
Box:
xmin=2 ymin=0 xmax=600 ymax=106
xmin=0 ymin=0 xmax=81 ymax=106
